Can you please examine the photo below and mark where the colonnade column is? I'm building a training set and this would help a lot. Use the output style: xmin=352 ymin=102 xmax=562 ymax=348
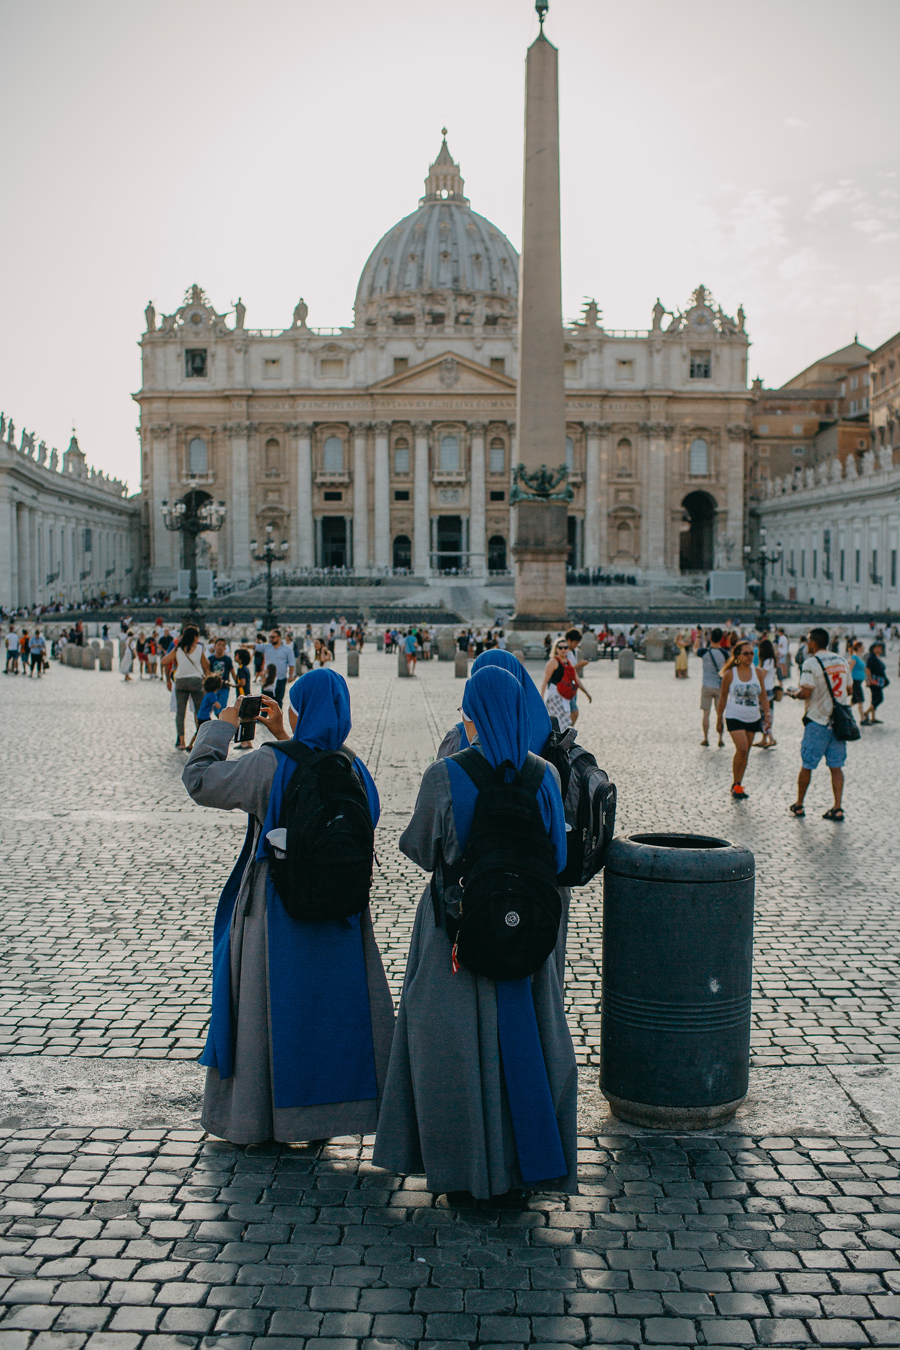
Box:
xmin=725 ymin=424 xmax=746 ymax=565
xmin=469 ymin=421 xmax=486 ymax=577
xmin=597 ymin=422 xmax=611 ymax=568
xmin=507 ymin=421 xmax=517 ymax=554
xmin=0 ymin=487 xmax=15 ymax=610
xmin=373 ymin=421 xmax=391 ymax=571
xmin=642 ymin=421 xmax=671 ymax=576
xmin=583 ymin=422 xmax=601 ymax=569
xmin=293 ymin=423 xmax=314 ymax=568
xmin=352 ymin=422 xmax=369 ymax=573
xmin=149 ymin=422 xmax=173 ymax=587
xmin=413 ymin=422 xmax=430 ymax=576
xmin=229 ymin=422 xmax=253 ymax=579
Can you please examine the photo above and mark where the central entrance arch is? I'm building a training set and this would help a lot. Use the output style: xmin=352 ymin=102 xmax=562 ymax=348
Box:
xmin=679 ymin=491 xmax=716 ymax=572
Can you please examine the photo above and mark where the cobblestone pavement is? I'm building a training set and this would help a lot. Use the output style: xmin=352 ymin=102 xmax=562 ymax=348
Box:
xmin=0 ymin=644 xmax=899 ymax=1348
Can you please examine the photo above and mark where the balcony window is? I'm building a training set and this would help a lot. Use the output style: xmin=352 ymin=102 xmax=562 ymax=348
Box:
xmin=323 ymin=436 xmax=344 ymax=473
xmin=393 ymin=439 xmax=410 ymax=474
xmin=188 ymin=437 xmax=208 ymax=475
xmin=690 ymin=350 xmax=711 ymax=379
xmin=489 ymin=438 xmax=505 ymax=474
xmin=440 ymin=434 xmax=460 ymax=472
xmin=265 ymin=438 xmax=281 ymax=477
xmin=689 ymin=438 xmax=709 ymax=476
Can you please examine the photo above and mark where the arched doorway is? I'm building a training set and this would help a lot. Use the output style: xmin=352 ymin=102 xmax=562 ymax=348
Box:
xmin=392 ymin=535 xmax=411 ymax=571
xmin=487 ymin=535 xmax=507 ymax=572
xmin=680 ymin=491 xmax=716 ymax=572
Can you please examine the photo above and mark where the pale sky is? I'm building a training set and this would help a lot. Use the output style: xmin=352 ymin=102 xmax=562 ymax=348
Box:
xmin=2 ymin=0 xmax=899 ymax=489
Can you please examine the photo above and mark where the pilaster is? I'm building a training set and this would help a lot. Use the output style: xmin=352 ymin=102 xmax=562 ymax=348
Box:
xmin=352 ymin=422 xmax=370 ymax=573
xmin=413 ymin=421 xmax=430 ymax=576
xmin=584 ymin=422 xmax=601 ymax=569
xmin=469 ymin=421 xmax=486 ymax=578
xmin=373 ymin=421 xmax=391 ymax=571
xmin=293 ymin=422 xmax=314 ymax=569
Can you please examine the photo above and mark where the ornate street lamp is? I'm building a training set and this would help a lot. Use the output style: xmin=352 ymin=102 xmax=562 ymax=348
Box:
xmin=744 ymin=526 xmax=783 ymax=633
xmin=160 ymin=484 xmax=227 ymax=629
xmin=251 ymin=522 xmax=288 ymax=629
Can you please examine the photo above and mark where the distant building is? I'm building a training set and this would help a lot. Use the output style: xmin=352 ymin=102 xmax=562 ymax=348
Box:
xmin=0 ymin=421 xmax=140 ymax=611
xmin=753 ymin=335 xmax=899 ymax=613
xmin=136 ymin=137 xmax=753 ymax=591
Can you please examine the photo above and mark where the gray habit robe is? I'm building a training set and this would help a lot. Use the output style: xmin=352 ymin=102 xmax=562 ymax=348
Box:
xmin=183 ymin=719 xmax=394 ymax=1144
xmin=372 ymin=753 xmax=578 ymax=1198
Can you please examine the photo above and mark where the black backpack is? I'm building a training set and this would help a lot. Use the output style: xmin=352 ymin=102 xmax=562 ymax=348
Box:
xmin=541 ymin=724 xmax=617 ymax=887
xmin=437 ymin=749 xmax=562 ymax=981
xmin=267 ymin=741 xmax=375 ymax=921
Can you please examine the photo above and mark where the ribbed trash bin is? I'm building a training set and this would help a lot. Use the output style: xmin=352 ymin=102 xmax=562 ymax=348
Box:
xmin=600 ymin=832 xmax=754 ymax=1129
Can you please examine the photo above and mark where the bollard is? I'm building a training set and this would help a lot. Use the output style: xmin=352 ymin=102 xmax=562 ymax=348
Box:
xmin=82 ymin=646 xmax=96 ymax=669
xmin=67 ymin=646 xmax=79 ymax=667
xmin=90 ymin=639 xmax=101 ymax=653
xmin=512 ymin=648 xmax=526 ymax=665
xmin=376 ymin=635 xmax=384 ymax=652
xmin=454 ymin=651 xmax=468 ymax=679
xmin=397 ymin=649 xmax=410 ymax=677
xmin=437 ymin=636 xmax=456 ymax=662
xmin=600 ymin=832 xmax=754 ymax=1129
xmin=579 ymin=631 xmax=599 ymax=662
xmin=617 ymin=649 xmax=635 ymax=678
xmin=643 ymin=629 xmax=666 ymax=661
xmin=103 ymin=640 xmax=113 ymax=652
xmin=347 ymin=650 xmax=359 ymax=678
xmin=98 ymin=648 xmax=113 ymax=671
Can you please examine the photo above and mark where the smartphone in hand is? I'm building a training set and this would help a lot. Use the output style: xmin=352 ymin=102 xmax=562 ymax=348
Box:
xmin=233 ymin=695 xmax=262 ymax=744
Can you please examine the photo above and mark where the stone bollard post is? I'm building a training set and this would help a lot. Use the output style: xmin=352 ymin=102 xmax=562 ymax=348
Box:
xmin=454 ymin=651 xmax=468 ymax=679
xmin=82 ymin=646 xmax=97 ymax=669
xmin=512 ymin=648 xmax=526 ymax=664
xmin=397 ymin=650 xmax=410 ymax=677
xmin=376 ymin=635 xmax=384 ymax=652
xmin=66 ymin=646 xmax=79 ymax=667
xmin=579 ymin=631 xmax=599 ymax=662
xmin=437 ymin=635 xmax=456 ymax=662
xmin=347 ymin=650 xmax=360 ymax=678
xmin=643 ymin=629 xmax=666 ymax=661
xmin=618 ymin=649 xmax=635 ymax=678
xmin=98 ymin=648 xmax=113 ymax=671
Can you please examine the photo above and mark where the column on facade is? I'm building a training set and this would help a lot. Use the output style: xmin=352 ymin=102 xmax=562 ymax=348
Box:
xmin=725 ymin=425 xmax=746 ymax=565
xmin=229 ymin=422 xmax=253 ymax=578
xmin=468 ymin=422 xmax=486 ymax=578
xmin=0 ymin=489 xmax=16 ymax=610
xmin=352 ymin=423 xmax=369 ymax=573
xmin=149 ymin=424 xmax=173 ymax=585
xmin=507 ymin=422 xmax=517 ymax=552
xmin=583 ymin=423 xmax=601 ymax=569
xmin=289 ymin=423 xmax=314 ymax=569
xmin=373 ymin=421 xmax=391 ymax=571
xmin=413 ymin=422 xmax=430 ymax=576
xmin=643 ymin=422 xmax=670 ymax=575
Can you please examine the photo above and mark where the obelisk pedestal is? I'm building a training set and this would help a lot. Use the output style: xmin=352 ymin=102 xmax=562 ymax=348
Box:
xmin=510 ymin=23 xmax=569 ymax=629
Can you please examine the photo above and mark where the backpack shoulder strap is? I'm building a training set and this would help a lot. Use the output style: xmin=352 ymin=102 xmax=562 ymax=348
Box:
xmin=269 ymin=739 xmax=316 ymax=765
xmin=517 ymin=753 xmax=546 ymax=799
xmin=814 ymin=655 xmax=838 ymax=707
xmin=449 ymin=747 xmax=498 ymax=793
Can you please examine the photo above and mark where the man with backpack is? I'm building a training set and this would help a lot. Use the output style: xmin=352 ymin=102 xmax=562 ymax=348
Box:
xmin=374 ymin=665 xmax=578 ymax=1201
xmin=787 ymin=627 xmax=852 ymax=821
xmin=697 ymin=627 xmax=730 ymax=747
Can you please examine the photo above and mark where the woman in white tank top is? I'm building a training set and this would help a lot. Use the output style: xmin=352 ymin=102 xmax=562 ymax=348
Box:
xmin=716 ymin=640 xmax=771 ymax=800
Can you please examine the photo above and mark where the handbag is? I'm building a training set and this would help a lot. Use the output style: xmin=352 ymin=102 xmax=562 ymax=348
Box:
xmin=815 ymin=656 xmax=860 ymax=742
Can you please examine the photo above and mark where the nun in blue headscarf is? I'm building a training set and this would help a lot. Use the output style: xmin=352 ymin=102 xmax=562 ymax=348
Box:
xmin=373 ymin=666 xmax=577 ymax=1199
xmin=436 ymin=648 xmax=552 ymax=760
xmin=182 ymin=668 xmax=394 ymax=1145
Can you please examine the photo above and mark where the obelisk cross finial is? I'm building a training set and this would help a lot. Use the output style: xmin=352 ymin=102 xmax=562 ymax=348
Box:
xmin=536 ymin=0 xmax=548 ymax=30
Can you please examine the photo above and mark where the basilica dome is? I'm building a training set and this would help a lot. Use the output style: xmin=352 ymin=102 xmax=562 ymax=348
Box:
xmin=354 ymin=135 xmax=519 ymax=320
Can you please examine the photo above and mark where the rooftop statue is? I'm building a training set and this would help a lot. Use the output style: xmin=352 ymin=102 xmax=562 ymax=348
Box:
xmin=234 ymin=297 xmax=246 ymax=330
xmin=293 ymin=298 xmax=308 ymax=328
xmin=145 ymin=301 xmax=156 ymax=332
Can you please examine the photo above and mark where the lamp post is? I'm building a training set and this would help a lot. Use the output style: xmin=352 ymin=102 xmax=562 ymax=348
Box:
xmin=744 ymin=526 xmax=783 ymax=633
xmin=160 ymin=484 xmax=227 ymax=630
xmin=251 ymin=523 xmax=289 ymax=630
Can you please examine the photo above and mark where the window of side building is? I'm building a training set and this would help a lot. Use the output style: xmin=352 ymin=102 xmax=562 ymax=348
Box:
xmin=690 ymin=351 xmax=711 ymax=379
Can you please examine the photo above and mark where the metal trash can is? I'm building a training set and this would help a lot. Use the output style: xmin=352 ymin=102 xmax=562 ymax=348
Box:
xmin=454 ymin=651 xmax=468 ymax=679
xmin=600 ymin=832 xmax=754 ymax=1129
xmin=617 ymin=649 xmax=635 ymax=678
xmin=347 ymin=650 xmax=359 ymax=678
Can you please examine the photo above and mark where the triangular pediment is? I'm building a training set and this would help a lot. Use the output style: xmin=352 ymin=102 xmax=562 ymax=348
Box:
xmin=369 ymin=351 xmax=515 ymax=393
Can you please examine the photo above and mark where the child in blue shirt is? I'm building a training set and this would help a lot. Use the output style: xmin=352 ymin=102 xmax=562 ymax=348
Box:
xmin=197 ymin=674 xmax=224 ymax=724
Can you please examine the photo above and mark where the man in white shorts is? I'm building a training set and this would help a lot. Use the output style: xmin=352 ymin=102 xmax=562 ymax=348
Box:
xmin=697 ymin=628 xmax=729 ymax=747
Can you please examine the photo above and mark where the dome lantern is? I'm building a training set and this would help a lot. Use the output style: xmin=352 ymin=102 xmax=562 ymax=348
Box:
xmin=420 ymin=130 xmax=469 ymax=205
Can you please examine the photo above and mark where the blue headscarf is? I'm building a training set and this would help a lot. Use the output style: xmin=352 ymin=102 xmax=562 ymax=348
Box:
xmin=462 ymin=666 xmax=530 ymax=776
xmin=470 ymin=649 xmax=552 ymax=754
xmin=288 ymin=666 xmax=351 ymax=750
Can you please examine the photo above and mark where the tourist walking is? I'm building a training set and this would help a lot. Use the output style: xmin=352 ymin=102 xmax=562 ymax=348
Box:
xmin=183 ymin=667 xmax=394 ymax=1145
xmin=4 ymin=626 xmax=18 ymax=674
xmin=27 ymin=629 xmax=46 ymax=678
xmin=207 ymin=638 xmax=235 ymax=706
xmin=864 ymin=640 xmax=889 ymax=724
xmin=373 ymin=665 xmax=576 ymax=1199
xmin=776 ymin=628 xmax=791 ymax=681
xmin=674 ymin=632 xmax=689 ymax=678
xmin=403 ymin=629 xmax=418 ymax=675
xmin=161 ymin=625 xmax=209 ymax=749
xmin=756 ymin=637 xmax=779 ymax=748
xmin=119 ymin=630 xmax=136 ymax=682
xmin=849 ymin=641 xmax=867 ymax=725
xmin=715 ymin=640 xmax=771 ymax=799
xmin=787 ymin=627 xmax=851 ymax=820
xmin=541 ymin=638 xmax=591 ymax=730
xmin=697 ymin=628 xmax=729 ymax=746
xmin=263 ymin=629 xmax=294 ymax=707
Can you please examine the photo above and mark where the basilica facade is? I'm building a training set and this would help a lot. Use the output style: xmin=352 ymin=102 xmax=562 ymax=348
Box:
xmin=136 ymin=138 xmax=752 ymax=591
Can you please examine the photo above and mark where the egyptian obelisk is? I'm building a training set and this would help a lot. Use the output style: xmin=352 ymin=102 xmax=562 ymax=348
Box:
xmin=511 ymin=2 xmax=569 ymax=627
